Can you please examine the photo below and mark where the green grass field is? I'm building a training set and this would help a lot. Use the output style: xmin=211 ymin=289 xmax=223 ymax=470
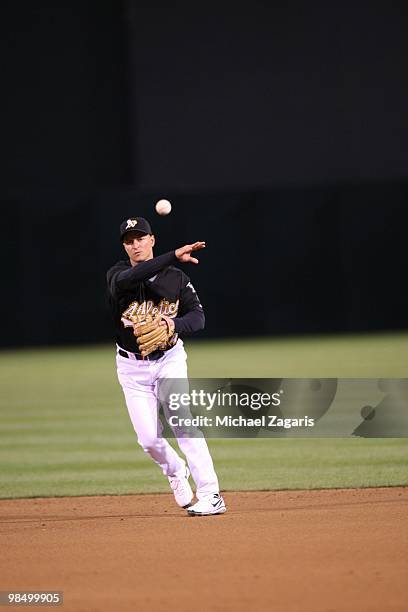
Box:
xmin=1 ymin=333 xmax=407 ymax=499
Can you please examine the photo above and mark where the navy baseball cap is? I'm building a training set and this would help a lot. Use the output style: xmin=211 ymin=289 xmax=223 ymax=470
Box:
xmin=120 ymin=217 xmax=152 ymax=241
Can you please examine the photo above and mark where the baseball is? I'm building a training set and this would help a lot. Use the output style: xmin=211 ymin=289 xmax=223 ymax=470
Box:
xmin=155 ymin=199 xmax=172 ymax=215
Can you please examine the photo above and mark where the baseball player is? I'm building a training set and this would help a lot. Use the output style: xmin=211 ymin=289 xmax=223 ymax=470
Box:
xmin=106 ymin=216 xmax=226 ymax=516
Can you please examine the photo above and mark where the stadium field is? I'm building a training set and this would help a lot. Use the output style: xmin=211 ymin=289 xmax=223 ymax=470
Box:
xmin=1 ymin=332 xmax=407 ymax=499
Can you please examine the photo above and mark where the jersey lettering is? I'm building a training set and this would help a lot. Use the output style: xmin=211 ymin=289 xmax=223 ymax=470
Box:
xmin=121 ymin=298 xmax=179 ymax=327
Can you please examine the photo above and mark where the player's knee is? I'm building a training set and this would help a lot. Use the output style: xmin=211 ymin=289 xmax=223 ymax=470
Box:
xmin=137 ymin=434 xmax=161 ymax=454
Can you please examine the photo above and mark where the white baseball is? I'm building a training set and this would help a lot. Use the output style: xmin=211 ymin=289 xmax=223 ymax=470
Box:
xmin=155 ymin=199 xmax=172 ymax=215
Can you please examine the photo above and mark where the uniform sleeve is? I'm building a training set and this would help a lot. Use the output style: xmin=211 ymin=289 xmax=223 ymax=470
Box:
xmin=107 ymin=251 xmax=178 ymax=295
xmin=174 ymin=275 xmax=205 ymax=335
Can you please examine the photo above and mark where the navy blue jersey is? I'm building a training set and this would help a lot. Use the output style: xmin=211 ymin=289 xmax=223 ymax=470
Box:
xmin=107 ymin=251 xmax=205 ymax=353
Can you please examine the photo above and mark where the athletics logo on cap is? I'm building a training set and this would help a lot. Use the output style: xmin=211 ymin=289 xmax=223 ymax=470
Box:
xmin=120 ymin=217 xmax=153 ymax=241
xmin=126 ymin=219 xmax=138 ymax=229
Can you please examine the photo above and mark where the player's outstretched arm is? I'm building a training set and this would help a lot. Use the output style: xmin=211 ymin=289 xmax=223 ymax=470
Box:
xmin=108 ymin=242 xmax=206 ymax=295
xmin=175 ymin=241 xmax=206 ymax=264
xmin=108 ymin=251 xmax=178 ymax=293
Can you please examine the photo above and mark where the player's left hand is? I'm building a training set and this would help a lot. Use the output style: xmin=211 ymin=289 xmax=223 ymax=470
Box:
xmin=132 ymin=313 xmax=175 ymax=357
xmin=160 ymin=315 xmax=175 ymax=335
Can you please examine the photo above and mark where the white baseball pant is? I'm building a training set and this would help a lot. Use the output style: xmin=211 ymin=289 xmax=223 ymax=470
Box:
xmin=116 ymin=340 xmax=219 ymax=499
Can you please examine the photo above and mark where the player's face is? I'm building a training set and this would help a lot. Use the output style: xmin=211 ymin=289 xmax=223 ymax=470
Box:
xmin=123 ymin=231 xmax=155 ymax=266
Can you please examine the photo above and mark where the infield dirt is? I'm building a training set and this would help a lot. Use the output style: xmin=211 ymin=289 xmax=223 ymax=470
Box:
xmin=1 ymin=488 xmax=407 ymax=611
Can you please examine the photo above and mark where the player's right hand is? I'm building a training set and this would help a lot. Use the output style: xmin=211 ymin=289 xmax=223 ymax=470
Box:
xmin=175 ymin=241 xmax=206 ymax=264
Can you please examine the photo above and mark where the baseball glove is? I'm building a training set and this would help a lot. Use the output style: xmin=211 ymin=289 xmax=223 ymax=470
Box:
xmin=131 ymin=313 xmax=175 ymax=357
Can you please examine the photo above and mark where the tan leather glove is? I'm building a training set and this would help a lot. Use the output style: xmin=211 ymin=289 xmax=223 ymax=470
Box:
xmin=131 ymin=313 xmax=175 ymax=357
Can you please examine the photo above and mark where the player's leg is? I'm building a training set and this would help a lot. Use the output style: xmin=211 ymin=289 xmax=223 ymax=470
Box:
xmin=116 ymin=354 xmax=188 ymax=481
xmin=156 ymin=342 xmax=224 ymax=509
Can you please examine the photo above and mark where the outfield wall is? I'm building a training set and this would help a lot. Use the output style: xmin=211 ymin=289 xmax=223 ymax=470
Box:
xmin=1 ymin=2 xmax=407 ymax=346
